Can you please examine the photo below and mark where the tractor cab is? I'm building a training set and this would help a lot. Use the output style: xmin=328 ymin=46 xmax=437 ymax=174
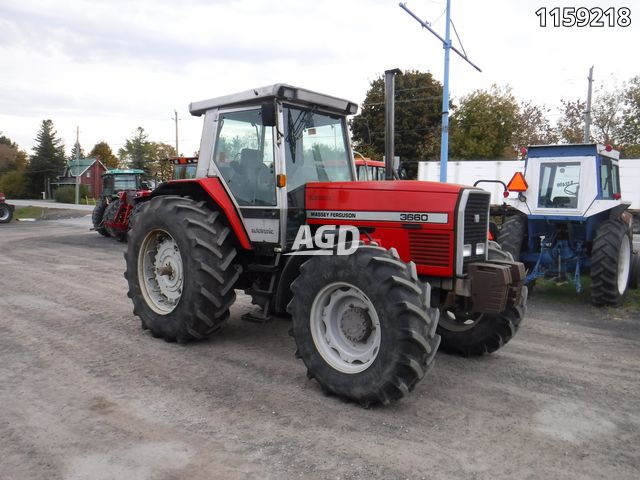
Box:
xmin=506 ymin=144 xmax=628 ymax=219
xmin=354 ymin=152 xmax=386 ymax=181
xmin=169 ymin=157 xmax=198 ymax=180
xmin=102 ymin=169 xmax=148 ymax=198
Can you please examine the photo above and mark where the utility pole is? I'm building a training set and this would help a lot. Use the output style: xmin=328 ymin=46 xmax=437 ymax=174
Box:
xmin=75 ymin=126 xmax=80 ymax=205
xmin=399 ymin=1 xmax=481 ymax=182
xmin=584 ymin=66 xmax=594 ymax=143
xmin=384 ymin=68 xmax=402 ymax=180
xmin=174 ymin=109 xmax=179 ymax=155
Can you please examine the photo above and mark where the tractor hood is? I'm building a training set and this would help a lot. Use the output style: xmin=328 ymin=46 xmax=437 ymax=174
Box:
xmin=305 ymin=180 xmax=472 ymax=227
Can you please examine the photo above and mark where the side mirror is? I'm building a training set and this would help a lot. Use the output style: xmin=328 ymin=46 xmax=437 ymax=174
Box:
xmin=261 ymin=102 xmax=277 ymax=127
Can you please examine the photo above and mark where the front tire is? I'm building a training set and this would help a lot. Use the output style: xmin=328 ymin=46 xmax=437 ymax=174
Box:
xmin=125 ymin=196 xmax=242 ymax=342
xmin=92 ymin=198 xmax=109 ymax=236
xmin=287 ymin=246 xmax=440 ymax=406
xmin=591 ymin=218 xmax=632 ymax=306
xmin=103 ymin=200 xmax=127 ymax=241
xmin=437 ymin=300 xmax=526 ymax=357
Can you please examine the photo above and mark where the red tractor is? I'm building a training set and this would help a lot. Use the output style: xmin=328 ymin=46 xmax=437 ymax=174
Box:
xmin=92 ymin=169 xmax=152 ymax=240
xmin=125 ymin=84 xmax=527 ymax=406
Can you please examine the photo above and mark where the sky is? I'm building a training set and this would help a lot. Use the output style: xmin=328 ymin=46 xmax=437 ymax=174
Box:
xmin=0 ymin=0 xmax=638 ymax=158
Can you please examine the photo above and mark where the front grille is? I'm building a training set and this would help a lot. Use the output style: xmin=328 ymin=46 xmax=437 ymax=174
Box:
xmin=409 ymin=231 xmax=451 ymax=268
xmin=462 ymin=191 xmax=490 ymax=270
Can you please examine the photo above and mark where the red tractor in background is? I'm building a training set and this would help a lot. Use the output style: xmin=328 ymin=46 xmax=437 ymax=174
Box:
xmin=124 ymin=84 xmax=527 ymax=406
xmin=92 ymin=169 xmax=152 ymax=240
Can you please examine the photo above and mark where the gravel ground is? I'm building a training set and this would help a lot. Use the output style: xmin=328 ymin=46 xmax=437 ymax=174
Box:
xmin=1 ymin=217 xmax=639 ymax=480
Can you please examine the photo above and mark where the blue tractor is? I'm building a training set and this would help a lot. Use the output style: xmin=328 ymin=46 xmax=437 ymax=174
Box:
xmin=497 ymin=144 xmax=638 ymax=306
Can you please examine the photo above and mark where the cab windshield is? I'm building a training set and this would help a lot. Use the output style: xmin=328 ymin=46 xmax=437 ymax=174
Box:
xmin=537 ymin=162 xmax=580 ymax=209
xmin=284 ymin=106 xmax=353 ymax=191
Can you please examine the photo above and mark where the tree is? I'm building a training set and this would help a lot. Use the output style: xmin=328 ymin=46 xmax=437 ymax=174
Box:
xmin=0 ymin=170 xmax=28 ymax=198
xmin=512 ymin=101 xmax=558 ymax=149
xmin=148 ymin=142 xmax=177 ymax=182
xmin=350 ymin=70 xmax=444 ymax=161
xmin=0 ymin=133 xmax=28 ymax=175
xmin=89 ymin=141 xmax=119 ymax=169
xmin=68 ymin=143 xmax=85 ymax=162
xmin=118 ymin=127 xmax=153 ymax=177
xmin=590 ymin=87 xmax=624 ymax=146
xmin=619 ymin=75 xmax=640 ymax=157
xmin=27 ymin=120 xmax=66 ymax=197
xmin=556 ymin=99 xmax=585 ymax=143
xmin=449 ymin=85 xmax=519 ymax=159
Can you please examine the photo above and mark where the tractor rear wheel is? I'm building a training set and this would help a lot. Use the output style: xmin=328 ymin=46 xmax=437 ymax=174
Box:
xmin=125 ymin=196 xmax=242 ymax=342
xmin=92 ymin=198 xmax=109 ymax=236
xmin=0 ymin=204 xmax=12 ymax=223
xmin=287 ymin=245 xmax=440 ymax=406
xmin=496 ymin=214 xmax=526 ymax=259
xmin=629 ymin=252 xmax=639 ymax=290
xmin=437 ymin=298 xmax=526 ymax=356
xmin=591 ymin=218 xmax=633 ymax=306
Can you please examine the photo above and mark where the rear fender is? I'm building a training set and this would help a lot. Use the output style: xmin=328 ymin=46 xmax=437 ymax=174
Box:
xmin=151 ymin=178 xmax=252 ymax=250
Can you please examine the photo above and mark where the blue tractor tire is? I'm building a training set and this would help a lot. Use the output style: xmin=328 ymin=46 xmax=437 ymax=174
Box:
xmin=591 ymin=218 xmax=633 ymax=306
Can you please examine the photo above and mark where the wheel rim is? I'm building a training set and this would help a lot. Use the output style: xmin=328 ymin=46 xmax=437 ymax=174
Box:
xmin=617 ymin=236 xmax=631 ymax=295
xmin=310 ymin=282 xmax=381 ymax=374
xmin=439 ymin=308 xmax=483 ymax=332
xmin=138 ymin=229 xmax=184 ymax=314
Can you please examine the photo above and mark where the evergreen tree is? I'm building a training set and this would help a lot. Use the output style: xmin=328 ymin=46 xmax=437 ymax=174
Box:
xmin=119 ymin=127 xmax=153 ymax=177
xmin=27 ymin=120 xmax=66 ymax=197
xmin=68 ymin=143 xmax=85 ymax=162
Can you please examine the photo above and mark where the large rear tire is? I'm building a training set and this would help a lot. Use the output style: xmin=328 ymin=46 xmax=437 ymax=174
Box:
xmin=92 ymin=198 xmax=109 ymax=236
xmin=125 ymin=196 xmax=242 ymax=342
xmin=496 ymin=215 xmax=526 ymax=259
xmin=591 ymin=218 xmax=632 ymax=306
xmin=287 ymin=245 xmax=440 ymax=406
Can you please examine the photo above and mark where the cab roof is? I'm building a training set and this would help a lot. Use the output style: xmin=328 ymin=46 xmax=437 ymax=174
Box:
xmin=189 ymin=83 xmax=358 ymax=117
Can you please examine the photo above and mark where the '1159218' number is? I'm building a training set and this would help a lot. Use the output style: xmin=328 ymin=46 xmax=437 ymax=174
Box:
xmin=535 ymin=7 xmax=631 ymax=27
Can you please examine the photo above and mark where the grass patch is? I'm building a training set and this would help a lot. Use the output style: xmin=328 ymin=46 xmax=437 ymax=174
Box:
xmin=532 ymin=275 xmax=640 ymax=314
xmin=15 ymin=206 xmax=48 ymax=220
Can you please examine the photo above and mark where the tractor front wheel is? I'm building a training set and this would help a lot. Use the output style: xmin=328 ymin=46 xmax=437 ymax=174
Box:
xmin=437 ymin=300 xmax=526 ymax=356
xmin=125 ymin=196 xmax=242 ymax=342
xmin=591 ymin=218 xmax=633 ymax=306
xmin=92 ymin=198 xmax=109 ymax=236
xmin=288 ymin=245 xmax=440 ymax=406
xmin=103 ymin=200 xmax=127 ymax=241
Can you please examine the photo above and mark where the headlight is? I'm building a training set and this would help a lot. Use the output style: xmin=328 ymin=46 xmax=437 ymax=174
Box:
xmin=463 ymin=244 xmax=472 ymax=257
xmin=476 ymin=242 xmax=485 ymax=256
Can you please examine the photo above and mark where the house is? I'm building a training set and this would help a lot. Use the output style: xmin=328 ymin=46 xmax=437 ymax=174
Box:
xmin=54 ymin=158 xmax=108 ymax=198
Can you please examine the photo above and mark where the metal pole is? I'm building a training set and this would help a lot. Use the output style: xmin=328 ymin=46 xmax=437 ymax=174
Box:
xmin=439 ymin=0 xmax=452 ymax=182
xmin=384 ymin=68 xmax=402 ymax=180
xmin=174 ymin=109 xmax=179 ymax=155
xmin=75 ymin=126 xmax=80 ymax=205
xmin=584 ymin=66 xmax=594 ymax=143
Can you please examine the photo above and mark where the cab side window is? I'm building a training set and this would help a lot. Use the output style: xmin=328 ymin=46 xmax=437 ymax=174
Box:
xmin=213 ymin=109 xmax=276 ymax=206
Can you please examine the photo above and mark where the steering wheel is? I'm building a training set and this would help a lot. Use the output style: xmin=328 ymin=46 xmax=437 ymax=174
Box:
xmin=564 ymin=183 xmax=579 ymax=196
